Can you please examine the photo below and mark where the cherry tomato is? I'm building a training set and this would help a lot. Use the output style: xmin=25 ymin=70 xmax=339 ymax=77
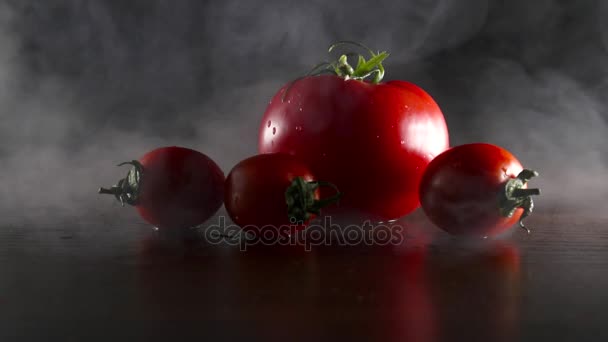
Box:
xmin=224 ymin=153 xmax=340 ymax=234
xmin=258 ymin=42 xmax=449 ymax=221
xmin=419 ymin=143 xmax=541 ymax=237
xmin=99 ymin=146 xmax=225 ymax=230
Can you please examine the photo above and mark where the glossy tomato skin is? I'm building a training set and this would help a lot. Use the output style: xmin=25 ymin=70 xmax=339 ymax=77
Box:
xmin=419 ymin=143 xmax=525 ymax=237
xmin=136 ymin=146 xmax=224 ymax=230
xmin=258 ymin=75 xmax=449 ymax=221
xmin=225 ymin=153 xmax=317 ymax=232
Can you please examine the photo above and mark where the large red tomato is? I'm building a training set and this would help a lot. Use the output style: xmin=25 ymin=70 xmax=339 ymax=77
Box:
xmin=258 ymin=42 xmax=449 ymax=221
xmin=99 ymin=146 xmax=225 ymax=231
xmin=419 ymin=143 xmax=541 ymax=237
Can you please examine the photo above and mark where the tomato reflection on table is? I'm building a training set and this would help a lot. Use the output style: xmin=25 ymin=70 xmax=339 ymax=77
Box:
xmin=132 ymin=217 xmax=521 ymax=341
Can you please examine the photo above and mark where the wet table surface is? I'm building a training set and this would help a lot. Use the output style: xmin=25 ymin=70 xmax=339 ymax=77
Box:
xmin=1 ymin=206 xmax=607 ymax=341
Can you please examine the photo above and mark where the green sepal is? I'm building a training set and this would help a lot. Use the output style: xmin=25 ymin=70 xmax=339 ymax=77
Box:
xmin=98 ymin=160 xmax=144 ymax=206
xmin=498 ymin=169 xmax=541 ymax=233
xmin=285 ymin=177 xmax=342 ymax=224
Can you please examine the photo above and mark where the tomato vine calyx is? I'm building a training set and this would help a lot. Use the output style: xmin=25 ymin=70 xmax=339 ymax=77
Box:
xmin=498 ymin=169 xmax=541 ymax=233
xmin=281 ymin=41 xmax=389 ymax=102
xmin=98 ymin=160 xmax=143 ymax=206
xmin=285 ymin=177 xmax=342 ymax=223
xmin=328 ymin=41 xmax=389 ymax=83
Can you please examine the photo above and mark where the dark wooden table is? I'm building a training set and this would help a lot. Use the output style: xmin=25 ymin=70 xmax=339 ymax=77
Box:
xmin=1 ymin=205 xmax=607 ymax=341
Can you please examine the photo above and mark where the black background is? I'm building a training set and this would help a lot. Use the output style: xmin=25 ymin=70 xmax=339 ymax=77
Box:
xmin=0 ymin=0 xmax=606 ymax=218
xmin=1 ymin=1 xmax=607 ymax=341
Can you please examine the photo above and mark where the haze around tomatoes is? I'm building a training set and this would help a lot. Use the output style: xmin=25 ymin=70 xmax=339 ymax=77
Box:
xmin=258 ymin=42 xmax=449 ymax=221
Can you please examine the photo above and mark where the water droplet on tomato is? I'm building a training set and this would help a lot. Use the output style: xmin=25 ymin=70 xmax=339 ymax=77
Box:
xmin=322 ymin=153 xmax=327 ymax=157
xmin=400 ymin=140 xmax=405 ymax=145
xmin=273 ymin=127 xmax=276 ymax=135
xmin=376 ymin=135 xmax=380 ymax=139
xmin=267 ymin=120 xmax=271 ymax=127
xmin=295 ymin=126 xmax=302 ymax=132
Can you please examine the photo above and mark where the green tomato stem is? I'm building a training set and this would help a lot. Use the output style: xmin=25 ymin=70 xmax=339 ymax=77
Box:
xmin=285 ymin=177 xmax=342 ymax=224
xmin=280 ymin=41 xmax=390 ymax=102
xmin=98 ymin=160 xmax=144 ymax=206
xmin=512 ymin=188 xmax=541 ymax=197
xmin=498 ymin=169 xmax=541 ymax=233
